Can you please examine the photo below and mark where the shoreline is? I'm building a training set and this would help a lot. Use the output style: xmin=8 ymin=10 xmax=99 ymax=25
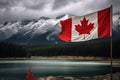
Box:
xmin=38 ymin=72 xmax=120 ymax=80
xmin=78 ymin=72 xmax=120 ymax=80
xmin=0 ymin=56 xmax=119 ymax=60
xmin=0 ymin=56 xmax=120 ymax=67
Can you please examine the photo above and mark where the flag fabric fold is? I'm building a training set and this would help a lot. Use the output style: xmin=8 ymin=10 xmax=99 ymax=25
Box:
xmin=59 ymin=7 xmax=111 ymax=42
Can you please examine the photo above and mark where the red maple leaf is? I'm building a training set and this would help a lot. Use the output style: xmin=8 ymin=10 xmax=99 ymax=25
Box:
xmin=75 ymin=17 xmax=94 ymax=39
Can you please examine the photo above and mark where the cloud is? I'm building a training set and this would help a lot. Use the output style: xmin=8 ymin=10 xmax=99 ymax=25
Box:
xmin=0 ymin=0 xmax=118 ymax=23
xmin=53 ymin=0 xmax=73 ymax=10
xmin=0 ymin=1 xmax=10 ymax=9
xmin=20 ymin=0 xmax=52 ymax=10
xmin=50 ymin=0 xmax=111 ymax=17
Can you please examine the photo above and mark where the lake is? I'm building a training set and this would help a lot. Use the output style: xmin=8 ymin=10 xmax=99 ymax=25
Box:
xmin=0 ymin=59 xmax=119 ymax=80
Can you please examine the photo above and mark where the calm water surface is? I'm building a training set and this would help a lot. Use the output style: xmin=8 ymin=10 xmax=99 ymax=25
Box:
xmin=0 ymin=59 xmax=119 ymax=80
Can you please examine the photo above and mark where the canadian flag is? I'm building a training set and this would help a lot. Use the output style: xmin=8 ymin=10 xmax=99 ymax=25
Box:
xmin=59 ymin=7 xmax=112 ymax=42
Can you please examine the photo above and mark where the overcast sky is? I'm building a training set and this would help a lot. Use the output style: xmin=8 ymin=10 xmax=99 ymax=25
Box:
xmin=0 ymin=0 xmax=119 ymax=23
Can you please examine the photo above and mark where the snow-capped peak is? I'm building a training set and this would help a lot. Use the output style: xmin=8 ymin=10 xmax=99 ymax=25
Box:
xmin=0 ymin=21 xmax=22 ymax=40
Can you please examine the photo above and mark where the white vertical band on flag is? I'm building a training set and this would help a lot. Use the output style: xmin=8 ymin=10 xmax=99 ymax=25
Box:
xmin=71 ymin=12 xmax=98 ymax=42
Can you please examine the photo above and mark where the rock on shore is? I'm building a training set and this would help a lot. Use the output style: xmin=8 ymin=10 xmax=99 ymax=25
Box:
xmin=38 ymin=72 xmax=120 ymax=80
xmin=79 ymin=72 xmax=120 ymax=80
xmin=39 ymin=76 xmax=75 ymax=80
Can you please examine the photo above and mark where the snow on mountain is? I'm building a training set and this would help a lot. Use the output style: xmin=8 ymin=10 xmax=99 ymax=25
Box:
xmin=113 ymin=15 xmax=119 ymax=31
xmin=56 ymin=14 xmax=74 ymax=20
xmin=0 ymin=14 xmax=72 ymax=44
xmin=0 ymin=22 xmax=22 ymax=40
xmin=30 ymin=18 xmax=59 ymax=38
xmin=113 ymin=16 xmax=120 ymax=39
xmin=20 ymin=21 xmax=35 ymax=36
xmin=0 ymin=24 xmax=3 ymax=28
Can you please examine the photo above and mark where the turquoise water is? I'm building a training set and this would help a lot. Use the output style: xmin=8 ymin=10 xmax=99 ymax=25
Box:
xmin=0 ymin=59 xmax=119 ymax=80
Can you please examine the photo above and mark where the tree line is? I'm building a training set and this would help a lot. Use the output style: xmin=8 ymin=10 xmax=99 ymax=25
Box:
xmin=0 ymin=40 xmax=120 ymax=58
xmin=0 ymin=42 xmax=26 ymax=57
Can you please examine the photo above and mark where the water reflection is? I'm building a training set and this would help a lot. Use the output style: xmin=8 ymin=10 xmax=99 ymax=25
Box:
xmin=0 ymin=59 xmax=116 ymax=80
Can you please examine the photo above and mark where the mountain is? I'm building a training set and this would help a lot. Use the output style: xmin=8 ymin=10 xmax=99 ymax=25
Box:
xmin=0 ymin=15 xmax=70 ymax=45
xmin=0 ymin=22 xmax=22 ymax=40
xmin=113 ymin=16 xmax=120 ymax=39
xmin=0 ymin=14 xmax=120 ymax=45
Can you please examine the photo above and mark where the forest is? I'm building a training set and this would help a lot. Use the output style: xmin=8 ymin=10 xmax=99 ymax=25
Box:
xmin=0 ymin=40 xmax=120 ymax=58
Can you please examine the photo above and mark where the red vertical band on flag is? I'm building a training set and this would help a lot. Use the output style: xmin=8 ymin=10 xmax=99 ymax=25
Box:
xmin=98 ymin=7 xmax=111 ymax=38
xmin=59 ymin=18 xmax=72 ymax=42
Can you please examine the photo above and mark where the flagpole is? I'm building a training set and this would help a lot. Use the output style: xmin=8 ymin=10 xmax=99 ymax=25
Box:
xmin=110 ymin=5 xmax=113 ymax=80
